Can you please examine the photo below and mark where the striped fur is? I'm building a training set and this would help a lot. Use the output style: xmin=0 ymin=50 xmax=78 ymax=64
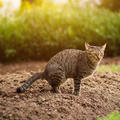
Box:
xmin=16 ymin=42 xmax=106 ymax=95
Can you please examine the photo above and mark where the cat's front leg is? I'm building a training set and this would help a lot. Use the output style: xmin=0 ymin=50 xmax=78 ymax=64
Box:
xmin=73 ymin=77 xmax=82 ymax=96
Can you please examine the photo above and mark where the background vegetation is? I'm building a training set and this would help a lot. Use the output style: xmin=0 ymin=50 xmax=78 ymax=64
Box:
xmin=0 ymin=1 xmax=120 ymax=62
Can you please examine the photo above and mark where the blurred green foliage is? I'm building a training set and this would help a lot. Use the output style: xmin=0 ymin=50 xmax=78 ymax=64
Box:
xmin=0 ymin=2 xmax=120 ymax=61
xmin=97 ymin=111 xmax=120 ymax=120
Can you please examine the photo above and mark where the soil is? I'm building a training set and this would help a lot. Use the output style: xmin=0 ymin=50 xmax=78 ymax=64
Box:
xmin=101 ymin=57 xmax=120 ymax=65
xmin=0 ymin=58 xmax=120 ymax=120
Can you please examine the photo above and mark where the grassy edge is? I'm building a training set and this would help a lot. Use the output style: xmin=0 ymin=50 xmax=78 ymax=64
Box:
xmin=98 ymin=64 xmax=120 ymax=72
xmin=97 ymin=111 xmax=120 ymax=120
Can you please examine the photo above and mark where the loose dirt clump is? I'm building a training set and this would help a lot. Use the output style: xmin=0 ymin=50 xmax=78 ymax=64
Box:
xmin=0 ymin=68 xmax=120 ymax=120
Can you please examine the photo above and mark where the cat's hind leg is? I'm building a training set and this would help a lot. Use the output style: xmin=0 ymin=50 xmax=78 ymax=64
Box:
xmin=73 ymin=77 xmax=82 ymax=96
xmin=45 ymin=64 xmax=66 ymax=94
xmin=49 ymin=73 xmax=66 ymax=94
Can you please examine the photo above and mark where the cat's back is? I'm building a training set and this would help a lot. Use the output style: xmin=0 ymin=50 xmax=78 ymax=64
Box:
xmin=45 ymin=49 xmax=84 ymax=77
xmin=48 ymin=49 xmax=83 ymax=65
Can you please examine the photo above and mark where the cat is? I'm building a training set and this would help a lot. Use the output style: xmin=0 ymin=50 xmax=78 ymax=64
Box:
xmin=16 ymin=42 xmax=106 ymax=96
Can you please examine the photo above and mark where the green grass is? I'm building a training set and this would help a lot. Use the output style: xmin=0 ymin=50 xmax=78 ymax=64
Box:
xmin=97 ymin=111 xmax=120 ymax=120
xmin=98 ymin=64 xmax=120 ymax=72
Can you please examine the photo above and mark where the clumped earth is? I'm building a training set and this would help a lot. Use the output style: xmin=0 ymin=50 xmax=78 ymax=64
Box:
xmin=0 ymin=59 xmax=120 ymax=120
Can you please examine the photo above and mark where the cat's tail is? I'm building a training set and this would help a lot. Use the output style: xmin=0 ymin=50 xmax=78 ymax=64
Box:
xmin=16 ymin=72 xmax=45 ymax=93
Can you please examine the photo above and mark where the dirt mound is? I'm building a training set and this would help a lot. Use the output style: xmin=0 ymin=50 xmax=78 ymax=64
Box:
xmin=0 ymin=71 xmax=120 ymax=120
xmin=0 ymin=61 xmax=46 ymax=75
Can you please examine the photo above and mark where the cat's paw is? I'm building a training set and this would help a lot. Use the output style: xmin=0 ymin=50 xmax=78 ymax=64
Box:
xmin=73 ymin=91 xmax=79 ymax=96
xmin=52 ymin=87 xmax=61 ymax=94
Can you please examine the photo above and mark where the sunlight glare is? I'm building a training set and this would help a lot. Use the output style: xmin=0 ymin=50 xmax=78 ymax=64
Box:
xmin=53 ymin=0 xmax=68 ymax=4
xmin=0 ymin=0 xmax=21 ymax=16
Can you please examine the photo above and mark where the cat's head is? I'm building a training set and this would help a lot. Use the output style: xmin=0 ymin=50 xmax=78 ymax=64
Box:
xmin=85 ymin=42 xmax=106 ymax=64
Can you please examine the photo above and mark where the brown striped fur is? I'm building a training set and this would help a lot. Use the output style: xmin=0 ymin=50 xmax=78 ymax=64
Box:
xmin=16 ymin=42 xmax=106 ymax=96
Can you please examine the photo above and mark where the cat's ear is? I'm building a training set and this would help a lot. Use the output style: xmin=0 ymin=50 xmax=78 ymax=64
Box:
xmin=85 ymin=42 xmax=91 ymax=50
xmin=101 ymin=43 xmax=106 ymax=51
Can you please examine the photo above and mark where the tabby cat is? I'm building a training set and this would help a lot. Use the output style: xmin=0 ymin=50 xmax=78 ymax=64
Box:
xmin=16 ymin=42 xmax=106 ymax=95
